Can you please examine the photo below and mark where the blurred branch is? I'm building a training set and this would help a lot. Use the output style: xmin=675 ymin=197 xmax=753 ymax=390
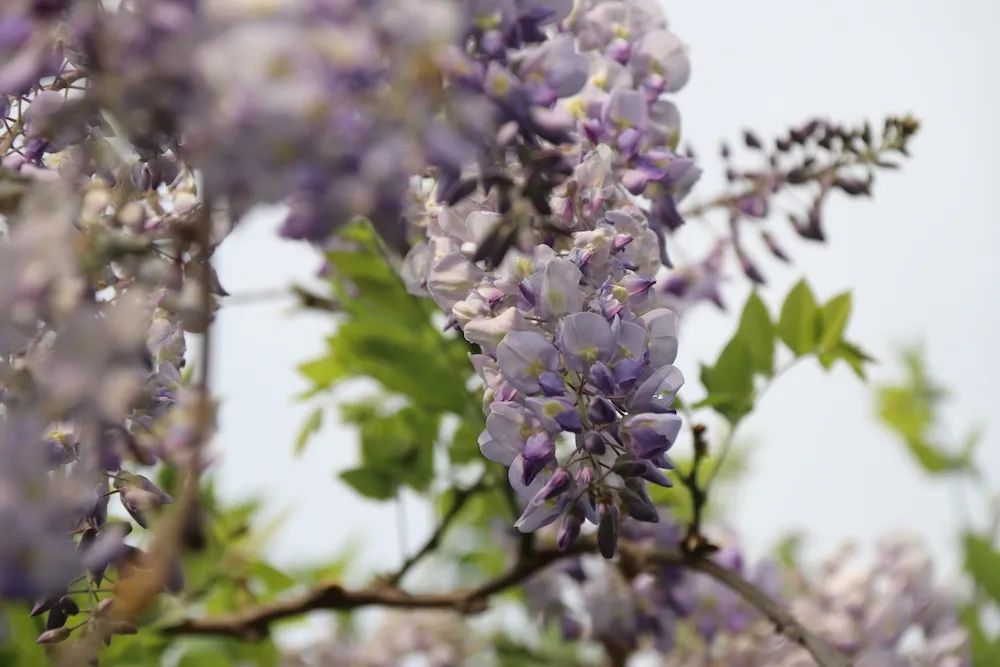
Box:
xmin=222 ymin=284 xmax=340 ymax=312
xmin=163 ymin=545 xmax=580 ymax=640
xmin=163 ymin=539 xmax=850 ymax=667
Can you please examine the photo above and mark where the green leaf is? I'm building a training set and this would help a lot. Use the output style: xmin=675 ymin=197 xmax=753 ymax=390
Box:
xmin=738 ymin=291 xmax=775 ymax=376
xmin=293 ymin=406 xmax=323 ymax=456
xmin=965 ymin=533 xmax=1000 ymax=605
xmin=778 ymin=279 xmax=819 ymax=355
xmin=817 ymin=291 xmax=852 ymax=354
xmin=698 ymin=292 xmax=778 ymax=422
xmin=340 ymin=467 xmax=398 ymax=500
xmin=961 ymin=603 xmax=1000 ymax=665
xmin=773 ymin=532 xmax=804 ymax=568
xmin=877 ymin=349 xmax=972 ymax=474
xmin=450 ymin=415 xmax=486 ymax=464
xmin=340 ymin=404 xmax=440 ymax=497
xmin=821 ymin=340 xmax=873 ymax=378
xmin=248 ymin=561 xmax=296 ymax=597
xmin=699 ymin=341 xmax=755 ymax=423
xmin=297 ymin=223 xmax=473 ymax=414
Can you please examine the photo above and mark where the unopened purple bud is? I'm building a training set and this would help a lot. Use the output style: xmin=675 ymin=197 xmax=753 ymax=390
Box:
xmin=613 ymin=358 xmax=643 ymax=390
xmin=761 ymin=230 xmax=790 ymax=262
xmin=497 ymin=120 xmax=519 ymax=146
xmin=481 ymin=29 xmax=504 ymax=57
xmin=35 ymin=628 xmax=71 ymax=645
xmin=715 ymin=547 xmax=744 ymax=572
xmin=643 ymin=73 xmax=666 ymax=98
xmin=576 ymin=466 xmax=594 ymax=486
xmin=30 ymin=595 xmax=61 ymax=617
xmin=539 ymin=469 xmax=572 ymax=501
xmin=517 ymin=279 xmax=536 ymax=307
xmin=588 ymin=361 xmax=615 ymax=394
xmin=598 ymin=503 xmax=619 ymax=558
xmin=582 ymin=118 xmax=603 ymax=144
xmin=650 ymin=452 xmax=675 ymax=470
xmin=480 ymin=286 xmax=505 ymax=306
xmin=557 ymin=511 xmax=583 ymax=551
xmin=588 ymin=396 xmax=617 ymax=424
xmin=621 ymin=169 xmax=648 ymax=195
xmin=612 ymin=455 xmax=648 ymax=477
xmin=619 ymin=481 xmax=659 ymax=523
xmin=522 ymin=433 xmax=555 ymax=485
xmin=738 ymin=252 xmax=766 ymax=284
xmin=621 ymin=274 xmax=656 ymax=297
xmin=617 ymin=128 xmax=642 ymax=157
xmin=581 ymin=430 xmax=606 ymax=455
xmin=555 ymin=408 xmax=584 ymax=433
xmin=613 ymin=234 xmax=634 ymax=251
xmin=607 ymin=37 xmax=632 ymax=64
xmin=641 ymin=463 xmax=672 ymax=487
xmin=538 ymin=371 xmax=565 ymax=397
xmin=560 ymin=614 xmax=584 ymax=640
xmin=572 ymin=246 xmax=595 ymax=268
xmin=737 ymin=194 xmax=767 ymax=218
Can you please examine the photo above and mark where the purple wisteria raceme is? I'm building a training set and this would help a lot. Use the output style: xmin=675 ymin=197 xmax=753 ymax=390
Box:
xmin=398 ymin=0 xmax=695 ymax=553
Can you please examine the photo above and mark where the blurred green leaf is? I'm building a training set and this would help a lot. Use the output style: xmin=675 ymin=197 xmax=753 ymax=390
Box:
xmin=450 ymin=415 xmax=486 ymax=464
xmin=820 ymin=340 xmax=873 ymax=378
xmin=961 ymin=603 xmax=1000 ymax=665
xmin=877 ymin=348 xmax=974 ymax=474
xmin=339 ymin=467 xmax=398 ymax=500
xmin=817 ymin=291 xmax=852 ymax=354
xmin=778 ymin=279 xmax=819 ymax=356
xmin=293 ymin=406 xmax=323 ymax=456
xmin=699 ymin=341 xmax=755 ymax=423
xmin=248 ymin=561 xmax=296 ymax=597
xmin=964 ymin=533 xmax=1000 ymax=605
xmin=699 ymin=292 xmax=776 ymax=422
xmin=739 ymin=291 xmax=775 ymax=376
xmin=0 ymin=605 xmax=45 ymax=666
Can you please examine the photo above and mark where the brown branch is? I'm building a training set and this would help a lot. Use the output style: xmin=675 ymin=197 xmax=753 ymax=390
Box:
xmin=163 ymin=546 xmax=578 ymax=640
xmin=163 ymin=539 xmax=851 ymax=667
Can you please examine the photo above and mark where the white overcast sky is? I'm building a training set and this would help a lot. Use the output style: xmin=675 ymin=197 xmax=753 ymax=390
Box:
xmin=209 ymin=0 xmax=999 ymax=579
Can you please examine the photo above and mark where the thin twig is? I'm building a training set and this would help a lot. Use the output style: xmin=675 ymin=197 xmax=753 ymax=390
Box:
xmin=386 ymin=475 xmax=486 ymax=586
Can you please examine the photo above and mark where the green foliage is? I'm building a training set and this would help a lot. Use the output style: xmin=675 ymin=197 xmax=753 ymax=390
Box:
xmin=699 ymin=292 xmax=774 ymax=422
xmin=0 ymin=605 xmax=46 ymax=666
xmin=338 ymin=402 xmax=438 ymax=499
xmin=293 ymin=406 xmax=323 ymax=456
xmin=962 ymin=603 xmax=1000 ymax=665
xmin=962 ymin=533 xmax=1000 ymax=664
xmin=876 ymin=348 xmax=976 ymax=474
xmin=777 ymin=279 xmax=819 ymax=356
xmin=699 ymin=282 xmax=869 ymax=423
xmin=778 ymin=279 xmax=871 ymax=377
xmin=964 ymin=533 xmax=1000 ymax=606
xmin=296 ymin=223 xmax=485 ymax=499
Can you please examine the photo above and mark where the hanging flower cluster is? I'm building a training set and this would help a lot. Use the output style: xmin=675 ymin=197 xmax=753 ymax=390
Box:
xmin=402 ymin=0 xmax=696 ymax=554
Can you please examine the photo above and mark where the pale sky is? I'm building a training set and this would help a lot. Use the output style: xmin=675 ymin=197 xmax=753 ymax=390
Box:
xmin=209 ymin=0 xmax=999 ymax=580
